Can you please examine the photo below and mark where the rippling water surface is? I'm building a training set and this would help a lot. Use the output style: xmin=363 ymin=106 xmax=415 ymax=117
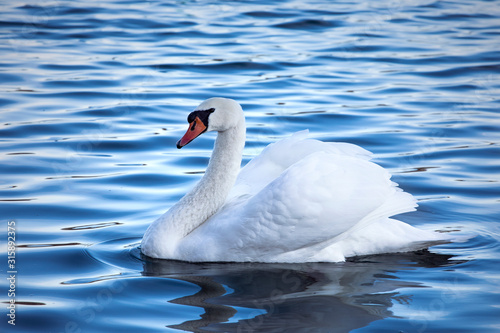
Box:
xmin=1 ymin=0 xmax=499 ymax=332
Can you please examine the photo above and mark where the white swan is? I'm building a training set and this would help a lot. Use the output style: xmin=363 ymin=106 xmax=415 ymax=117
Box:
xmin=141 ymin=97 xmax=448 ymax=262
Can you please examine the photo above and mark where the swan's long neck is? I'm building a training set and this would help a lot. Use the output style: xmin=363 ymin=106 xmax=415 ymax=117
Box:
xmin=180 ymin=121 xmax=246 ymax=230
xmin=144 ymin=118 xmax=245 ymax=253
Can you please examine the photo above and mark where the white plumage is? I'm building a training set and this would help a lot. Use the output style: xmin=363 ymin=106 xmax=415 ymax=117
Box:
xmin=141 ymin=98 xmax=448 ymax=262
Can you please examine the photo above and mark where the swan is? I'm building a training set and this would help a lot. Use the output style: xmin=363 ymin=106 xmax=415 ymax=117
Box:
xmin=141 ymin=97 xmax=449 ymax=262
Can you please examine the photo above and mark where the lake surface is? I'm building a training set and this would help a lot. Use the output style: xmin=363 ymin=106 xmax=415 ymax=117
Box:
xmin=1 ymin=0 xmax=499 ymax=332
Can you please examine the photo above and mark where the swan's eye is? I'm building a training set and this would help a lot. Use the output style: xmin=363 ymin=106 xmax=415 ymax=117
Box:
xmin=187 ymin=108 xmax=215 ymax=127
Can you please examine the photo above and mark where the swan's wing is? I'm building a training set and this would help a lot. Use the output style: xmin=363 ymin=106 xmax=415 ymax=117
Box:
xmin=235 ymin=151 xmax=416 ymax=257
xmin=227 ymin=130 xmax=372 ymax=202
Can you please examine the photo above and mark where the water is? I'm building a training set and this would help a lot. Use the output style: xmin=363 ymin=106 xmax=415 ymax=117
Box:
xmin=1 ymin=0 xmax=499 ymax=331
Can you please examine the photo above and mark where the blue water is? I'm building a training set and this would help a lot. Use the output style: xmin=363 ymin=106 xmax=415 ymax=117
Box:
xmin=1 ymin=0 xmax=500 ymax=332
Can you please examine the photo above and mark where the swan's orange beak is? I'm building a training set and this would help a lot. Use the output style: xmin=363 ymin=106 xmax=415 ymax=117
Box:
xmin=176 ymin=117 xmax=207 ymax=149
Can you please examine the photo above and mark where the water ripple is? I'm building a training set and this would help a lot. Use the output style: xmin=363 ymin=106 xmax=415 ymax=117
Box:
xmin=1 ymin=0 xmax=499 ymax=332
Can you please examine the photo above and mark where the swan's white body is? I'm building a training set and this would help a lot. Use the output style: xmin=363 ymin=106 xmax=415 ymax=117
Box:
xmin=141 ymin=98 xmax=448 ymax=262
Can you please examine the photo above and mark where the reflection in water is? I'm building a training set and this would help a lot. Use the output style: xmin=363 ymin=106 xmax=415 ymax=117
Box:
xmin=142 ymin=250 xmax=458 ymax=333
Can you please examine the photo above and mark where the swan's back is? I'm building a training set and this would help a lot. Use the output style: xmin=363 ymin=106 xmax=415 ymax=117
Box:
xmin=228 ymin=130 xmax=372 ymax=202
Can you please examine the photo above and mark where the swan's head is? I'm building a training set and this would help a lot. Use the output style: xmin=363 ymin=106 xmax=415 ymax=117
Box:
xmin=176 ymin=97 xmax=244 ymax=149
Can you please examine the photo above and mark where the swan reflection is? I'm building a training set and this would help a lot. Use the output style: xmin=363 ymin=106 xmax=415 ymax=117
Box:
xmin=142 ymin=250 xmax=458 ymax=332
